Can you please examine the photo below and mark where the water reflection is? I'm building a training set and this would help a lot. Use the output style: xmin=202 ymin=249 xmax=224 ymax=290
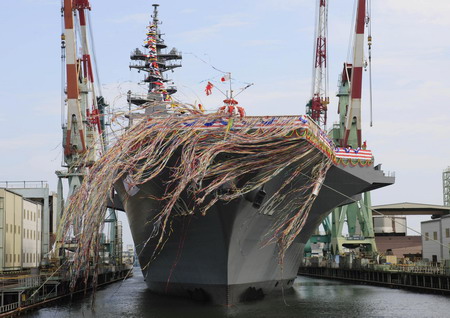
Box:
xmin=25 ymin=269 xmax=450 ymax=318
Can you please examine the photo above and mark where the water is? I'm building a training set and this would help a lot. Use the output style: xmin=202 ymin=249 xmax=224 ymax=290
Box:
xmin=25 ymin=270 xmax=450 ymax=318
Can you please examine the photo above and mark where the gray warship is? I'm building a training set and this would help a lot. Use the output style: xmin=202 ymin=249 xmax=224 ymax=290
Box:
xmin=114 ymin=4 xmax=394 ymax=305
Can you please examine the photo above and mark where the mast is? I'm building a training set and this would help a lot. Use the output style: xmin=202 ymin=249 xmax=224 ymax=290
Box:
xmin=306 ymin=0 xmax=329 ymax=129
xmin=128 ymin=4 xmax=182 ymax=113
xmin=342 ymin=0 xmax=366 ymax=147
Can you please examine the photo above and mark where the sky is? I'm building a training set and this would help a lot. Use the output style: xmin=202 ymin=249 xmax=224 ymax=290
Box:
xmin=1 ymin=0 xmax=450 ymax=245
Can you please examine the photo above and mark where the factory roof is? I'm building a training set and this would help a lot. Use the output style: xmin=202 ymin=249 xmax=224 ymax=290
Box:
xmin=372 ymin=202 xmax=450 ymax=216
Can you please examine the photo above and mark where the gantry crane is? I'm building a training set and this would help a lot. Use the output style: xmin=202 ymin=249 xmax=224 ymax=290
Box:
xmin=56 ymin=0 xmax=120 ymax=264
xmin=328 ymin=0 xmax=377 ymax=255
xmin=306 ymin=0 xmax=377 ymax=257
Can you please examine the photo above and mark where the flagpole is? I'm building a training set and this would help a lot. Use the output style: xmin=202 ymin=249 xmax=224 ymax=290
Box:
xmin=228 ymin=72 xmax=232 ymax=99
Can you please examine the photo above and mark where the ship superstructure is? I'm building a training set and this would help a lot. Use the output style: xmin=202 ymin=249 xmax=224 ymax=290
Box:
xmin=127 ymin=4 xmax=182 ymax=115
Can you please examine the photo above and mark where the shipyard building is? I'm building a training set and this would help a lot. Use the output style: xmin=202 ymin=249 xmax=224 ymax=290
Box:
xmin=421 ymin=215 xmax=450 ymax=262
xmin=0 ymin=188 xmax=43 ymax=271
xmin=0 ymin=183 xmax=55 ymax=271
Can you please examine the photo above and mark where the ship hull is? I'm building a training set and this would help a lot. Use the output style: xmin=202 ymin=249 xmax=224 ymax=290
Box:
xmin=115 ymin=141 xmax=393 ymax=305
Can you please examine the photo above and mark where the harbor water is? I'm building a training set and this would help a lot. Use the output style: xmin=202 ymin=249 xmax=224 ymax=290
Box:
xmin=24 ymin=270 xmax=450 ymax=318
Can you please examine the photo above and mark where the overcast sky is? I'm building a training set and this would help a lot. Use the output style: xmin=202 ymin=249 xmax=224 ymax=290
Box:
xmin=1 ymin=0 xmax=449 ymax=243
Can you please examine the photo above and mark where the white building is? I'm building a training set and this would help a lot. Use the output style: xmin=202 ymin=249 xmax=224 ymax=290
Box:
xmin=421 ymin=215 xmax=450 ymax=262
xmin=22 ymin=199 xmax=42 ymax=268
xmin=0 ymin=189 xmax=23 ymax=270
xmin=0 ymin=188 xmax=43 ymax=270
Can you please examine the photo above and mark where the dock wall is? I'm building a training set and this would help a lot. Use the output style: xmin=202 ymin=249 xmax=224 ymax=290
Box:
xmin=298 ymin=266 xmax=450 ymax=295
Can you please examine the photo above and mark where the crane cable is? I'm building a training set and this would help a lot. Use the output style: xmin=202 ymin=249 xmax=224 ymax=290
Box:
xmin=367 ymin=0 xmax=373 ymax=127
xmin=60 ymin=2 xmax=66 ymax=130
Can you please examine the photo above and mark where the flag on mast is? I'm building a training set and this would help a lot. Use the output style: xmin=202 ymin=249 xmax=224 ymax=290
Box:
xmin=221 ymin=73 xmax=231 ymax=82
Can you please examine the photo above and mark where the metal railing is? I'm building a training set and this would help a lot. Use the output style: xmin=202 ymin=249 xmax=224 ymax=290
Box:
xmin=0 ymin=302 xmax=18 ymax=313
xmin=0 ymin=181 xmax=48 ymax=189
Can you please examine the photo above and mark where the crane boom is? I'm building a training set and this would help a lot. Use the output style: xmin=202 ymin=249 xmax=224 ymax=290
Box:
xmin=342 ymin=0 xmax=366 ymax=147
xmin=63 ymin=0 xmax=87 ymax=157
xmin=62 ymin=0 xmax=103 ymax=166
xmin=307 ymin=0 xmax=329 ymax=129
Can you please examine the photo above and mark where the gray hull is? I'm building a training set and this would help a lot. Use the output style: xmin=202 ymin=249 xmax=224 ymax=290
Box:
xmin=115 ymin=147 xmax=393 ymax=305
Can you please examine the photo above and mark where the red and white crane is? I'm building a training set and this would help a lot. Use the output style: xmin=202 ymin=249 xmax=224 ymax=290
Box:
xmin=342 ymin=0 xmax=366 ymax=147
xmin=58 ymin=0 xmax=106 ymax=209
xmin=307 ymin=0 xmax=329 ymax=129
xmin=62 ymin=0 xmax=103 ymax=166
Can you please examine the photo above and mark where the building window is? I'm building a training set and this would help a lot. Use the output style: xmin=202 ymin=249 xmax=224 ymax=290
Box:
xmin=425 ymin=232 xmax=429 ymax=241
xmin=446 ymin=228 xmax=450 ymax=238
xmin=433 ymin=231 xmax=438 ymax=241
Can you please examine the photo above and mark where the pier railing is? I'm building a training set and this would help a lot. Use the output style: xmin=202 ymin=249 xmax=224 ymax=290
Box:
xmin=0 ymin=302 xmax=18 ymax=314
xmin=303 ymin=259 xmax=450 ymax=275
xmin=388 ymin=264 xmax=449 ymax=275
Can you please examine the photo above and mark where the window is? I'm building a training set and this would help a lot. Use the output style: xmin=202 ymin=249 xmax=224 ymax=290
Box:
xmin=425 ymin=232 xmax=429 ymax=241
xmin=14 ymin=225 xmax=16 ymax=234
xmin=433 ymin=231 xmax=438 ymax=241
xmin=18 ymin=226 xmax=20 ymax=234
xmin=23 ymin=210 xmax=26 ymax=218
xmin=446 ymin=228 xmax=450 ymax=238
